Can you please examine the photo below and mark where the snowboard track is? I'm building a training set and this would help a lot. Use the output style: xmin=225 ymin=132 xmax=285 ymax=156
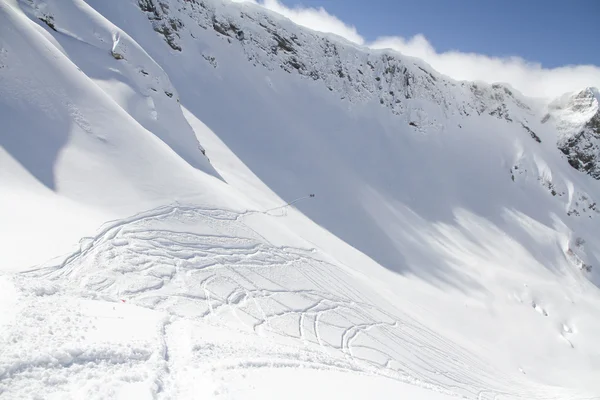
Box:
xmin=14 ymin=203 xmax=596 ymax=400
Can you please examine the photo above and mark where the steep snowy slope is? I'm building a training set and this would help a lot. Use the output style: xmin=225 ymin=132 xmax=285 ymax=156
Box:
xmin=1 ymin=0 xmax=600 ymax=399
xmin=0 ymin=0 xmax=228 ymax=269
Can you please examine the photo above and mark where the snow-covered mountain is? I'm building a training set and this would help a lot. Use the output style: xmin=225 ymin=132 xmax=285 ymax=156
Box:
xmin=1 ymin=0 xmax=600 ymax=399
xmin=548 ymin=87 xmax=600 ymax=180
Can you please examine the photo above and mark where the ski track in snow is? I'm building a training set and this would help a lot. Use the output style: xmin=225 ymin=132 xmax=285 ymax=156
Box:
xmin=1 ymin=204 xmax=591 ymax=399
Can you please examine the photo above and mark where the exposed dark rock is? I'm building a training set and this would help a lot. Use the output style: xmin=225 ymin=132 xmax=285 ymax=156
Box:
xmin=520 ymin=123 xmax=541 ymax=143
xmin=272 ymin=32 xmax=296 ymax=54
xmin=39 ymin=15 xmax=57 ymax=31
xmin=111 ymin=50 xmax=124 ymax=60
xmin=212 ymin=17 xmax=240 ymax=37
xmin=417 ymin=66 xmax=437 ymax=81
xmin=138 ymin=0 xmax=183 ymax=51
xmin=286 ymin=57 xmax=304 ymax=71
xmin=558 ymin=111 xmax=600 ymax=179
xmin=489 ymin=105 xmax=513 ymax=122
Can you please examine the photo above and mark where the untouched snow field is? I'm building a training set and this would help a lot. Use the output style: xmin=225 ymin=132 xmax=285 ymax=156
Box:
xmin=1 ymin=0 xmax=600 ymax=398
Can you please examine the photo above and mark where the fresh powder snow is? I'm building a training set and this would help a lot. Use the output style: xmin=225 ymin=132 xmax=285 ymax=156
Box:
xmin=1 ymin=0 xmax=600 ymax=399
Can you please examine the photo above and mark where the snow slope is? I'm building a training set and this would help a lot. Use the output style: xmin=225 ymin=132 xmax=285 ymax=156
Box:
xmin=1 ymin=0 xmax=600 ymax=398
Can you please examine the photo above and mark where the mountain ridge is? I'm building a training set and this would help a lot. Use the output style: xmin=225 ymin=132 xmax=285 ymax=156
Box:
xmin=130 ymin=0 xmax=600 ymax=179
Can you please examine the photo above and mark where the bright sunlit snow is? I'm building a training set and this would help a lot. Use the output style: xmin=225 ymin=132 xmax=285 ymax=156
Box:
xmin=1 ymin=0 xmax=600 ymax=399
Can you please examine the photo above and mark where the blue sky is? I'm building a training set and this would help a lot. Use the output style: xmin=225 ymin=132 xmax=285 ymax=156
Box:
xmin=278 ymin=0 xmax=600 ymax=68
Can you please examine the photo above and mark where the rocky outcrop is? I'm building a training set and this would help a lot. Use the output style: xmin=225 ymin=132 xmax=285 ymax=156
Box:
xmin=135 ymin=0 xmax=537 ymax=134
xmin=559 ymin=117 xmax=600 ymax=179
xmin=138 ymin=0 xmax=183 ymax=51
xmin=551 ymin=88 xmax=600 ymax=180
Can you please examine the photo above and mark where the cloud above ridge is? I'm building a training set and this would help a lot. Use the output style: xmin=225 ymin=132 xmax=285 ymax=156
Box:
xmin=232 ymin=0 xmax=364 ymax=44
xmin=233 ymin=0 xmax=600 ymax=99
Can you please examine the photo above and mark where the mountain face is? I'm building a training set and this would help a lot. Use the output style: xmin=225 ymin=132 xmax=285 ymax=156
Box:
xmin=548 ymin=88 xmax=600 ymax=179
xmin=140 ymin=0 xmax=600 ymax=170
xmin=137 ymin=0 xmax=537 ymax=127
xmin=2 ymin=0 xmax=600 ymax=399
xmin=129 ymin=0 xmax=599 ymax=223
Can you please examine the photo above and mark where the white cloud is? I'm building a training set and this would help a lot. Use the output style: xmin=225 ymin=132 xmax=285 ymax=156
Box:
xmin=232 ymin=0 xmax=364 ymax=45
xmin=262 ymin=0 xmax=364 ymax=45
xmin=371 ymin=35 xmax=600 ymax=99
xmin=235 ymin=0 xmax=600 ymax=99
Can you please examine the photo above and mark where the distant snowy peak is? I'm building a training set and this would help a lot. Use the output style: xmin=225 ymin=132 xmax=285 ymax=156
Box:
xmin=548 ymin=87 xmax=600 ymax=179
xmin=549 ymin=87 xmax=600 ymax=117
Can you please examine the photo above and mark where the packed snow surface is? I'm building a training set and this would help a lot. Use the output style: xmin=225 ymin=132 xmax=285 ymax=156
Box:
xmin=1 ymin=0 xmax=600 ymax=399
